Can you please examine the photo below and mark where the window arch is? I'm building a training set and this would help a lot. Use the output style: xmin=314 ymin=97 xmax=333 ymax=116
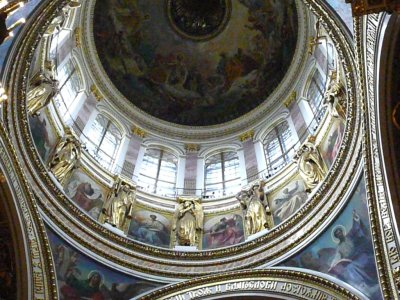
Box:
xmin=82 ymin=114 xmax=122 ymax=170
xmin=204 ymin=151 xmax=241 ymax=198
xmin=54 ymin=59 xmax=84 ymax=123
xmin=263 ymin=121 xmax=297 ymax=174
xmin=137 ymin=148 xmax=178 ymax=197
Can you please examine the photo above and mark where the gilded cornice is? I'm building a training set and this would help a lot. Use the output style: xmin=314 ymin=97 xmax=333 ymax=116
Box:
xmin=1 ymin=0 xmax=373 ymax=284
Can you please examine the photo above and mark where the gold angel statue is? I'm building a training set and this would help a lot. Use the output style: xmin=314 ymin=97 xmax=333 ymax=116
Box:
xmin=100 ymin=177 xmax=136 ymax=233
xmin=27 ymin=75 xmax=58 ymax=117
xmin=237 ymin=180 xmax=271 ymax=237
xmin=173 ymin=196 xmax=203 ymax=247
xmin=294 ymin=138 xmax=328 ymax=192
xmin=48 ymin=129 xmax=81 ymax=185
xmin=323 ymin=71 xmax=346 ymax=119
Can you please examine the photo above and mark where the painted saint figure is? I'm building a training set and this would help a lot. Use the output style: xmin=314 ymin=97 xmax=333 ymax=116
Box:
xmin=48 ymin=129 xmax=81 ymax=185
xmin=173 ymin=197 xmax=203 ymax=247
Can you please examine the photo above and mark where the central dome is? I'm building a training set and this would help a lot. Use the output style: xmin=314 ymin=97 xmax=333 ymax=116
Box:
xmin=93 ymin=0 xmax=298 ymax=125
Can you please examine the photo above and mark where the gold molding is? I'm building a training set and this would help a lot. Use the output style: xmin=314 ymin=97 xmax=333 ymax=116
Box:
xmin=239 ymin=130 xmax=254 ymax=142
xmin=131 ymin=126 xmax=146 ymax=138
xmin=90 ymin=84 xmax=103 ymax=101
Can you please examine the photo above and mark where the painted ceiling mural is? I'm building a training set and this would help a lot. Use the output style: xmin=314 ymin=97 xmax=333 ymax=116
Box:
xmin=93 ymin=0 xmax=298 ymax=125
xmin=46 ymin=228 xmax=164 ymax=300
xmin=280 ymin=176 xmax=383 ymax=300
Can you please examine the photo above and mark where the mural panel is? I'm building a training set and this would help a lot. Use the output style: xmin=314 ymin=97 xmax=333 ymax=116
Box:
xmin=281 ymin=176 xmax=382 ymax=300
xmin=202 ymin=213 xmax=245 ymax=249
xmin=29 ymin=112 xmax=59 ymax=163
xmin=63 ymin=169 xmax=107 ymax=220
xmin=46 ymin=228 xmax=163 ymax=300
xmin=128 ymin=208 xmax=172 ymax=248
xmin=320 ymin=118 xmax=345 ymax=168
xmin=268 ymin=178 xmax=308 ymax=225
xmin=93 ymin=0 xmax=298 ymax=125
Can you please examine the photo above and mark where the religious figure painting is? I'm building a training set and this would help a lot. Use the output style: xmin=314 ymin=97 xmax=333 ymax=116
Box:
xmin=46 ymin=228 xmax=163 ymax=300
xmin=320 ymin=118 xmax=345 ymax=168
xmin=268 ymin=178 xmax=308 ymax=225
xmin=128 ymin=209 xmax=171 ymax=248
xmin=202 ymin=213 xmax=244 ymax=249
xmin=29 ymin=112 xmax=58 ymax=163
xmin=63 ymin=169 xmax=106 ymax=220
xmin=93 ymin=0 xmax=298 ymax=125
xmin=281 ymin=176 xmax=382 ymax=300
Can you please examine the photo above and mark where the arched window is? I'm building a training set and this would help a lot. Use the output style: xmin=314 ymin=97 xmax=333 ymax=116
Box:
xmin=307 ymin=70 xmax=326 ymax=125
xmin=204 ymin=151 xmax=241 ymax=198
xmin=263 ymin=121 xmax=297 ymax=174
xmin=137 ymin=149 xmax=177 ymax=197
xmin=82 ymin=114 xmax=122 ymax=170
xmin=54 ymin=60 xmax=83 ymax=123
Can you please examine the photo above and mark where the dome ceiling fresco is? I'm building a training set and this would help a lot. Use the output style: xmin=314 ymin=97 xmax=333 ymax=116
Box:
xmin=93 ymin=0 xmax=298 ymax=126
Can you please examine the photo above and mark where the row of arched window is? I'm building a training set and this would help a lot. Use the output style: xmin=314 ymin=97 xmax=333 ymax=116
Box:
xmin=44 ymin=25 xmax=333 ymax=198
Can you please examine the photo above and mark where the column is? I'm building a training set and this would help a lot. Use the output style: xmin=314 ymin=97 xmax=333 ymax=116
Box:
xmin=183 ymin=146 xmax=199 ymax=195
xmin=196 ymin=156 xmax=205 ymax=197
xmin=254 ymin=140 xmax=267 ymax=177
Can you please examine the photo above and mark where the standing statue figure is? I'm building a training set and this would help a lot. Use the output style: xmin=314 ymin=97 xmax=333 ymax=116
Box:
xmin=323 ymin=72 xmax=346 ymax=119
xmin=48 ymin=129 xmax=81 ymax=185
xmin=27 ymin=75 xmax=59 ymax=117
xmin=101 ymin=177 xmax=136 ymax=233
xmin=237 ymin=180 xmax=270 ymax=237
xmin=173 ymin=197 xmax=203 ymax=247
xmin=43 ymin=1 xmax=81 ymax=37
xmin=294 ymin=138 xmax=327 ymax=193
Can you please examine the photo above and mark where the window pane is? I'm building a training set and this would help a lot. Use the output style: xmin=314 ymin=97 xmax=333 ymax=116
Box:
xmin=137 ymin=149 xmax=177 ymax=196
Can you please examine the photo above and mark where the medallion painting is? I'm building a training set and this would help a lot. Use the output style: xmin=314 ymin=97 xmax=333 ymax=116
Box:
xmin=46 ymin=228 xmax=162 ymax=300
xmin=63 ymin=169 xmax=106 ymax=220
xmin=93 ymin=0 xmax=298 ymax=125
xmin=202 ymin=213 xmax=245 ymax=249
xmin=281 ymin=177 xmax=382 ymax=300
xmin=268 ymin=178 xmax=308 ymax=225
xmin=29 ymin=112 xmax=58 ymax=163
xmin=128 ymin=208 xmax=172 ymax=248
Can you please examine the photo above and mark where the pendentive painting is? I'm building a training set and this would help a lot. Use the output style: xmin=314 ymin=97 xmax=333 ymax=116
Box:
xmin=93 ymin=0 xmax=298 ymax=125
xmin=29 ymin=111 xmax=58 ymax=163
xmin=202 ymin=213 xmax=245 ymax=250
xmin=320 ymin=118 xmax=345 ymax=168
xmin=46 ymin=228 xmax=162 ymax=300
xmin=267 ymin=178 xmax=308 ymax=225
xmin=63 ymin=169 xmax=107 ymax=220
xmin=128 ymin=208 xmax=172 ymax=248
xmin=281 ymin=176 xmax=382 ymax=300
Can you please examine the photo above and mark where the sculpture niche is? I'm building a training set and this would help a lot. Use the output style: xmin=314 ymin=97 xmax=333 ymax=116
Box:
xmin=173 ymin=196 xmax=203 ymax=248
xmin=237 ymin=180 xmax=273 ymax=237
xmin=100 ymin=177 xmax=136 ymax=234
xmin=48 ymin=129 xmax=81 ymax=185
xmin=293 ymin=138 xmax=327 ymax=193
